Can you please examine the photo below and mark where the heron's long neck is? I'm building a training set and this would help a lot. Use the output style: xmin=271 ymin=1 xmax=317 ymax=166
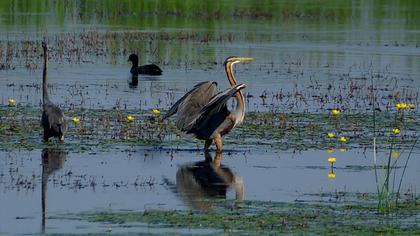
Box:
xmin=225 ymin=62 xmax=245 ymax=123
xmin=43 ymin=48 xmax=49 ymax=104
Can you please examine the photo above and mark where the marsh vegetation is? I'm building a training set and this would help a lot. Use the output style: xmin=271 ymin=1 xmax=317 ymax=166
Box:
xmin=0 ymin=0 xmax=419 ymax=234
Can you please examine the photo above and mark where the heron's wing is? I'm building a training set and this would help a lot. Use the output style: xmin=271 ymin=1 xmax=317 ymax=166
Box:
xmin=163 ymin=81 xmax=217 ymax=120
xmin=42 ymin=102 xmax=67 ymax=133
xmin=185 ymin=84 xmax=246 ymax=138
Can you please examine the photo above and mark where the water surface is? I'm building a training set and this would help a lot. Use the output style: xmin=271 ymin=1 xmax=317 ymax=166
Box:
xmin=0 ymin=0 xmax=419 ymax=234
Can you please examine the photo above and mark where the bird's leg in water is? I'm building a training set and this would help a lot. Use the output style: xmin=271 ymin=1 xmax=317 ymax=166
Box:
xmin=204 ymin=140 xmax=212 ymax=152
xmin=43 ymin=131 xmax=49 ymax=142
xmin=204 ymin=151 xmax=212 ymax=161
xmin=214 ymin=135 xmax=223 ymax=153
xmin=213 ymin=151 xmax=223 ymax=167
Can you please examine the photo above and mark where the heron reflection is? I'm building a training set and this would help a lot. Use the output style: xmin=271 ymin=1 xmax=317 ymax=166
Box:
xmin=41 ymin=148 xmax=66 ymax=233
xmin=173 ymin=151 xmax=243 ymax=211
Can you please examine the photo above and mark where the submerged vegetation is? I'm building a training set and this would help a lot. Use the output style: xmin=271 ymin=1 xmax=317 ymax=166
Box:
xmin=0 ymin=106 xmax=418 ymax=152
xmin=1 ymin=0 xmax=420 ymax=234
xmin=60 ymin=198 xmax=420 ymax=234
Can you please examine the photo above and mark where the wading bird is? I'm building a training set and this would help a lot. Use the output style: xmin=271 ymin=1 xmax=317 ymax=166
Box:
xmin=128 ymin=54 xmax=163 ymax=76
xmin=41 ymin=42 xmax=67 ymax=142
xmin=164 ymin=56 xmax=255 ymax=152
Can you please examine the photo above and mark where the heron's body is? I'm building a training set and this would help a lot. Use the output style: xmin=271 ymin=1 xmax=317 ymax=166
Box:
xmin=128 ymin=54 xmax=162 ymax=76
xmin=164 ymin=56 xmax=254 ymax=152
xmin=41 ymin=42 xmax=67 ymax=142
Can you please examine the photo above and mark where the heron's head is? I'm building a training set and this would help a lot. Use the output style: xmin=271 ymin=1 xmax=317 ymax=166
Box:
xmin=223 ymin=56 xmax=255 ymax=66
xmin=128 ymin=54 xmax=139 ymax=63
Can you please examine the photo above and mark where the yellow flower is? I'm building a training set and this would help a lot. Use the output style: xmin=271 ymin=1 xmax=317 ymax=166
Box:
xmin=152 ymin=108 xmax=161 ymax=116
xmin=408 ymin=103 xmax=415 ymax=109
xmin=328 ymin=172 xmax=336 ymax=179
xmin=327 ymin=133 xmax=335 ymax=139
xmin=8 ymin=99 xmax=16 ymax=106
xmin=331 ymin=108 xmax=340 ymax=116
xmin=127 ymin=115 xmax=135 ymax=121
xmin=391 ymin=150 xmax=400 ymax=158
xmin=328 ymin=157 xmax=336 ymax=164
xmin=340 ymin=136 xmax=347 ymax=143
xmin=396 ymin=102 xmax=407 ymax=110
xmin=392 ymin=128 xmax=400 ymax=135
xmin=327 ymin=148 xmax=334 ymax=154
xmin=72 ymin=117 xmax=80 ymax=124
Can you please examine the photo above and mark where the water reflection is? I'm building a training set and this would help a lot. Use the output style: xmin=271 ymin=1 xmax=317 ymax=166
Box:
xmin=41 ymin=148 xmax=67 ymax=233
xmin=129 ymin=75 xmax=139 ymax=88
xmin=174 ymin=152 xmax=243 ymax=211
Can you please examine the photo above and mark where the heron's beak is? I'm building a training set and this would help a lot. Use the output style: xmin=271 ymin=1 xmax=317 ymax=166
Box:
xmin=238 ymin=57 xmax=255 ymax=62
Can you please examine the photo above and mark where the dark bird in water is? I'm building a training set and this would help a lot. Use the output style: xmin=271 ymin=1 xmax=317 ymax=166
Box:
xmin=164 ymin=56 xmax=255 ymax=152
xmin=128 ymin=54 xmax=163 ymax=76
xmin=41 ymin=42 xmax=67 ymax=142
xmin=41 ymin=148 xmax=66 ymax=233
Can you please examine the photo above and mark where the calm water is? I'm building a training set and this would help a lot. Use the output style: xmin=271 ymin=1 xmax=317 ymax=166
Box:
xmin=0 ymin=0 xmax=419 ymax=234
xmin=0 ymin=0 xmax=419 ymax=112
xmin=1 ymin=147 xmax=419 ymax=234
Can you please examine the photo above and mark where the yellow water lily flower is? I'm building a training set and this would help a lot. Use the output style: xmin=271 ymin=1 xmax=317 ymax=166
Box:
xmin=8 ymin=99 xmax=16 ymax=106
xmin=327 ymin=133 xmax=335 ymax=139
xmin=408 ymin=103 xmax=415 ymax=109
xmin=392 ymin=128 xmax=400 ymax=135
xmin=328 ymin=157 xmax=336 ymax=164
xmin=152 ymin=108 xmax=161 ymax=116
xmin=72 ymin=117 xmax=80 ymax=124
xmin=340 ymin=136 xmax=347 ymax=143
xmin=328 ymin=172 xmax=336 ymax=179
xmin=391 ymin=150 xmax=400 ymax=158
xmin=331 ymin=108 xmax=340 ymax=116
xmin=396 ymin=102 xmax=407 ymax=110
xmin=127 ymin=115 xmax=135 ymax=121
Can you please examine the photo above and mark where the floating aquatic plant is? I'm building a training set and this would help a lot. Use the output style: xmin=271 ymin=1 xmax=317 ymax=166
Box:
xmin=72 ymin=117 xmax=80 ymax=124
xmin=328 ymin=157 xmax=336 ymax=164
xmin=391 ymin=149 xmax=400 ymax=158
xmin=392 ymin=128 xmax=400 ymax=135
xmin=331 ymin=108 xmax=340 ymax=116
xmin=8 ymin=99 xmax=16 ymax=106
xmin=328 ymin=171 xmax=336 ymax=179
xmin=152 ymin=108 xmax=161 ymax=116
xmin=396 ymin=103 xmax=407 ymax=110
xmin=327 ymin=132 xmax=335 ymax=139
xmin=408 ymin=103 xmax=415 ymax=109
